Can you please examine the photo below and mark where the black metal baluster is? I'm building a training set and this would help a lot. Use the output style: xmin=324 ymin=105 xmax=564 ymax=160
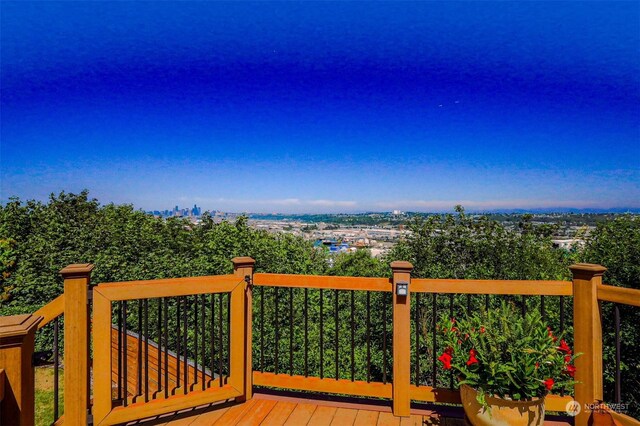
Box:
xmin=615 ymin=304 xmax=621 ymax=404
xmin=183 ymin=296 xmax=188 ymax=394
xmin=194 ymin=295 xmax=199 ymax=386
xmin=382 ymin=292 xmax=387 ymax=384
xmin=485 ymin=294 xmax=489 ymax=311
xmin=275 ymin=287 xmax=279 ymax=375
xmin=201 ymin=294 xmax=206 ymax=390
xmin=218 ymin=293 xmax=223 ymax=387
xmin=432 ymin=294 xmax=437 ymax=387
xmin=260 ymin=286 xmax=264 ymax=373
xmin=466 ymin=294 xmax=471 ymax=313
xmin=366 ymin=291 xmax=371 ymax=383
xmin=137 ymin=300 xmax=143 ymax=397
xmin=53 ymin=317 xmax=59 ymax=420
xmin=214 ymin=294 xmax=219 ymax=387
xmin=176 ymin=297 xmax=181 ymax=390
xmin=448 ymin=294 xmax=452 ymax=389
xmin=163 ymin=298 xmax=169 ymax=398
xmin=123 ymin=301 xmax=128 ymax=405
xmin=521 ymin=296 xmax=526 ymax=317
xmin=415 ymin=293 xmax=420 ymax=386
xmin=350 ymin=290 xmax=355 ymax=382
xmin=335 ymin=289 xmax=339 ymax=380
xmin=320 ymin=289 xmax=324 ymax=379
xmin=559 ymin=296 xmax=565 ymax=334
xmin=290 ymin=287 xmax=294 ymax=376
xmin=226 ymin=294 xmax=230 ymax=379
xmin=144 ymin=299 xmax=149 ymax=402
xmin=540 ymin=296 xmax=545 ymax=321
xmin=156 ymin=299 xmax=162 ymax=395
xmin=304 ymin=288 xmax=309 ymax=377
xmin=117 ymin=301 xmax=123 ymax=400
xmin=448 ymin=294 xmax=453 ymax=319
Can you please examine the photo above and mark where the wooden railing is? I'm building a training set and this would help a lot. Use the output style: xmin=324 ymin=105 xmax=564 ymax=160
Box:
xmin=1 ymin=258 xmax=639 ymax=425
xmin=251 ymin=265 xmax=576 ymax=415
xmin=92 ymin=273 xmax=247 ymax=425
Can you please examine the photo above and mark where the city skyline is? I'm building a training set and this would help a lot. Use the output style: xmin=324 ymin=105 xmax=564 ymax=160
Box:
xmin=2 ymin=2 xmax=639 ymax=213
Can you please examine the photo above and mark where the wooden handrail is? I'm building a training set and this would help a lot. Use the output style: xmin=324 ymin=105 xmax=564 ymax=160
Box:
xmin=412 ymin=278 xmax=572 ymax=296
xmin=94 ymin=274 xmax=243 ymax=300
xmin=597 ymin=284 xmax=640 ymax=307
xmin=255 ymin=273 xmax=572 ymax=295
xmin=34 ymin=294 xmax=64 ymax=329
xmin=253 ymin=273 xmax=392 ymax=292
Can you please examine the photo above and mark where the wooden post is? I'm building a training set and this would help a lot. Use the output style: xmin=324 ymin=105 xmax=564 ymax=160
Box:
xmin=232 ymin=256 xmax=255 ymax=402
xmin=0 ymin=314 xmax=41 ymax=425
xmin=60 ymin=263 xmax=94 ymax=425
xmin=570 ymin=263 xmax=606 ymax=426
xmin=391 ymin=261 xmax=412 ymax=417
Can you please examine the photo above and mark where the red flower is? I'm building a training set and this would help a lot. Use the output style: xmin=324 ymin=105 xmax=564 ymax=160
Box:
xmin=451 ymin=327 xmax=458 ymax=333
xmin=564 ymin=355 xmax=572 ymax=363
xmin=464 ymin=333 xmax=470 ymax=340
xmin=466 ymin=349 xmax=479 ymax=366
xmin=480 ymin=326 xmax=486 ymax=333
xmin=565 ymin=364 xmax=576 ymax=378
xmin=438 ymin=347 xmax=453 ymax=370
xmin=547 ymin=326 xmax=558 ymax=342
xmin=558 ymin=340 xmax=572 ymax=354
xmin=535 ymin=362 xmax=540 ymax=369
xmin=544 ymin=378 xmax=554 ymax=391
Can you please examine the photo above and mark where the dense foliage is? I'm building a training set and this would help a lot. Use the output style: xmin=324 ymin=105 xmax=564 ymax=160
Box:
xmin=438 ymin=303 xmax=577 ymax=408
xmin=0 ymin=191 xmax=329 ymax=315
xmin=581 ymin=215 xmax=639 ymax=416
xmin=388 ymin=206 xmax=572 ymax=281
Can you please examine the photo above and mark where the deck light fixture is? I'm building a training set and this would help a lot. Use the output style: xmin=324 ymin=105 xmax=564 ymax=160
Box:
xmin=396 ymin=281 xmax=408 ymax=296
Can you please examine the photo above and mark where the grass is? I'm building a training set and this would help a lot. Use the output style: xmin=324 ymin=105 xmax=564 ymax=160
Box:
xmin=35 ymin=366 xmax=63 ymax=426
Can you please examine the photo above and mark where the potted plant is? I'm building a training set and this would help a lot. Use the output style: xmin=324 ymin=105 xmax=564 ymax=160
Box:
xmin=438 ymin=302 xmax=578 ymax=426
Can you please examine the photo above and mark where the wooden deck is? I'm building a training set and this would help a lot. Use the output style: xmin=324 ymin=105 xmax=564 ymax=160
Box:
xmin=129 ymin=390 xmax=573 ymax=426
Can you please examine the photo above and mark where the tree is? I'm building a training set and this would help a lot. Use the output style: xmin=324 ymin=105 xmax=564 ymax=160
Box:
xmin=581 ymin=215 xmax=639 ymax=417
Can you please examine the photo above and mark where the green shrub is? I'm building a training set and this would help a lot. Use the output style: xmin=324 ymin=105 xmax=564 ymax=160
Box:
xmin=438 ymin=302 xmax=579 ymax=409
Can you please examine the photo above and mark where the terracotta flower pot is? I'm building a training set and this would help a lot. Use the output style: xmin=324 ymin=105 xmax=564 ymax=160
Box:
xmin=460 ymin=384 xmax=545 ymax=426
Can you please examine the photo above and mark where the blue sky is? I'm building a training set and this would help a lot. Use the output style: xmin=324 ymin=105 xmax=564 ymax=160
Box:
xmin=1 ymin=1 xmax=639 ymax=213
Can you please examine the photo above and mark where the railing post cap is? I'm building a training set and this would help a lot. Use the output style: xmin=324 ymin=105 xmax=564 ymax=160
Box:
xmin=0 ymin=314 xmax=42 ymax=339
xmin=569 ymin=263 xmax=607 ymax=277
xmin=390 ymin=261 xmax=413 ymax=272
xmin=59 ymin=263 xmax=95 ymax=278
xmin=232 ymin=257 xmax=256 ymax=268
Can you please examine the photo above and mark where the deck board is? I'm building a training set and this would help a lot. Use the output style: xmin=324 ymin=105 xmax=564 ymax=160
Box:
xmin=237 ymin=399 xmax=278 ymax=426
xmin=187 ymin=405 xmax=231 ymax=425
xmin=377 ymin=411 xmax=401 ymax=426
xmin=330 ymin=407 xmax=358 ymax=425
xmin=284 ymin=402 xmax=318 ymax=425
xmin=353 ymin=410 xmax=381 ymax=426
xmin=400 ymin=415 xmax=425 ymax=425
xmin=213 ymin=398 xmax=259 ymax=425
xmin=133 ymin=391 xmax=572 ymax=426
xmin=261 ymin=401 xmax=297 ymax=425
xmin=307 ymin=405 xmax=338 ymax=426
